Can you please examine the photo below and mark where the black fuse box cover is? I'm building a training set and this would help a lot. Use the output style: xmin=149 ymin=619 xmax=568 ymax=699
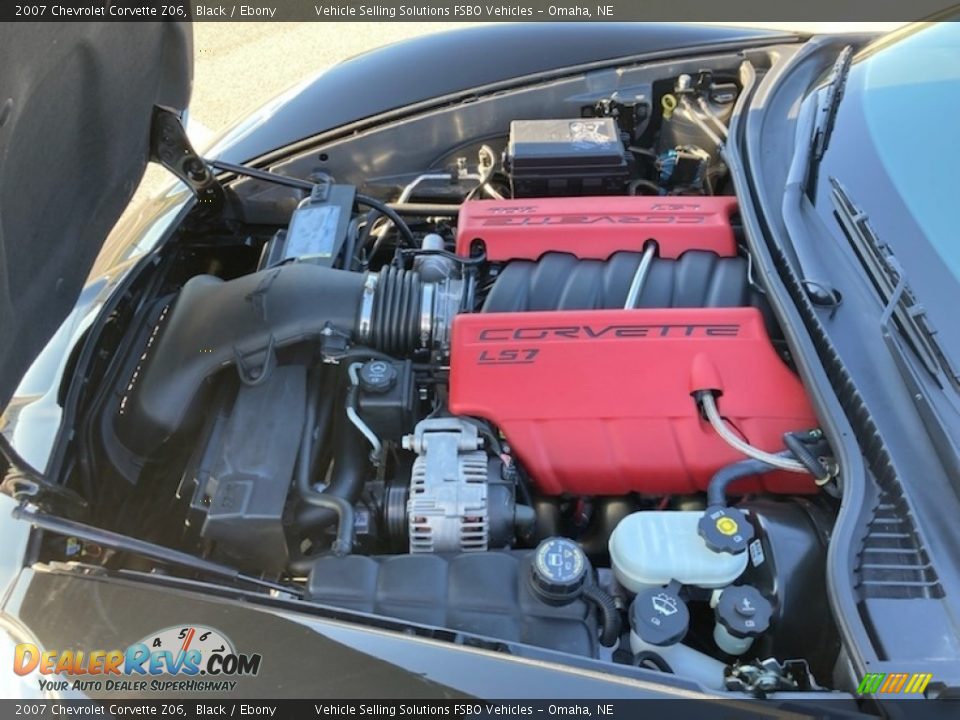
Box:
xmin=307 ymin=551 xmax=599 ymax=658
xmin=507 ymin=118 xmax=629 ymax=197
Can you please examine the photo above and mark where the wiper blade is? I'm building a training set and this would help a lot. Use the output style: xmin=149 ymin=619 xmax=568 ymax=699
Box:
xmin=829 ymin=177 xmax=959 ymax=388
xmin=806 ymin=46 xmax=853 ymax=195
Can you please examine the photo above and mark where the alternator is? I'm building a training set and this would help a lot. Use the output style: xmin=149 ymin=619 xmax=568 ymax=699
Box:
xmin=402 ymin=418 xmax=489 ymax=553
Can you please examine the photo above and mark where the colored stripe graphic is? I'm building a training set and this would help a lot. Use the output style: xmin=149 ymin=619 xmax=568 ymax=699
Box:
xmin=904 ymin=673 xmax=932 ymax=694
xmin=857 ymin=672 xmax=932 ymax=695
xmin=857 ymin=673 xmax=886 ymax=694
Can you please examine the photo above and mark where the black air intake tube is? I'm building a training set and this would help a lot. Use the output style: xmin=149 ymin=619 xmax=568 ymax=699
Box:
xmin=114 ymin=264 xmax=422 ymax=459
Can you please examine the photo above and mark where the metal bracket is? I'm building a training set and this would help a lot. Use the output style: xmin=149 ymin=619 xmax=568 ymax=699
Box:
xmin=150 ymin=107 xmax=225 ymax=215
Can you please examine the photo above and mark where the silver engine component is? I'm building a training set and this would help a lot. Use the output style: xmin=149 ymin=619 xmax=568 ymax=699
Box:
xmin=416 ymin=233 xmax=464 ymax=356
xmin=355 ymin=258 xmax=464 ymax=359
xmin=402 ymin=418 xmax=489 ymax=553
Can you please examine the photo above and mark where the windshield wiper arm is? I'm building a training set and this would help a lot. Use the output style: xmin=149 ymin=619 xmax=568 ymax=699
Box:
xmin=806 ymin=46 xmax=853 ymax=195
xmin=829 ymin=177 xmax=959 ymax=388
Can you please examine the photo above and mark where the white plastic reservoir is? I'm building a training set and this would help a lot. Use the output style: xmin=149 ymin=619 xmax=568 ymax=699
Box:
xmin=609 ymin=511 xmax=747 ymax=592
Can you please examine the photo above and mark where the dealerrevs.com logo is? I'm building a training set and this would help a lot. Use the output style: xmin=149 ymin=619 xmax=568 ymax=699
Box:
xmin=13 ymin=625 xmax=261 ymax=693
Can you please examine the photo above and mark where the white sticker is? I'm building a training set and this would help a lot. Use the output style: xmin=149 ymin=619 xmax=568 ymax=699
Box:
xmin=286 ymin=204 xmax=341 ymax=260
xmin=568 ymin=120 xmax=613 ymax=146
xmin=749 ymin=538 xmax=765 ymax=567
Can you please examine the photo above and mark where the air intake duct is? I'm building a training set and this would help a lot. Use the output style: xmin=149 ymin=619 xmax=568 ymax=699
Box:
xmin=111 ymin=264 xmax=432 ymax=463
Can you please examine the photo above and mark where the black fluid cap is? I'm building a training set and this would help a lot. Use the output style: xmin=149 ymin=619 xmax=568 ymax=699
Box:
xmin=630 ymin=587 xmax=690 ymax=647
xmin=716 ymin=585 xmax=773 ymax=639
xmin=698 ymin=505 xmax=754 ymax=555
xmin=358 ymin=360 xmax=397 ymax=394
xmin=530 ymin=537 xmax=588 ymax=605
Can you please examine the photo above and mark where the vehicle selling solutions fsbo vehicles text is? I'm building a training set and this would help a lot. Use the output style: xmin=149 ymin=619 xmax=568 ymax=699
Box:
xmin=313 ymin=4 xmax=535 ymax=17
xmin=312 ymin=5 xmax=614 ymax=17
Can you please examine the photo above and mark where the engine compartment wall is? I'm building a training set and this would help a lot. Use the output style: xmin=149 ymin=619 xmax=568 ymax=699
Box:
xmin=260 ymin=50 xmax=777 ymax=196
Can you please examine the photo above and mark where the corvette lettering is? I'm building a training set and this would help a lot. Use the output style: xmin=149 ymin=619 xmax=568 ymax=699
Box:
xmin=480 ymin=214 xmax=707 ymax=226
xmin=476 ymin=324 xmax=741 ymax=341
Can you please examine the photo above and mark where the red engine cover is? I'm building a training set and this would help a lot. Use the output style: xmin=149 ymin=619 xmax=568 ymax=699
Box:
xmin=449 ymin=308 xmax=818 ymax=496
xmin=456 ymin=196 xmax=738 ymax=261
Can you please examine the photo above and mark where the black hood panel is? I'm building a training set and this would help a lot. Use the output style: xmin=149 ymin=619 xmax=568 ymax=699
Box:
xmin=0 ymin=22 xmax=191 ymax=411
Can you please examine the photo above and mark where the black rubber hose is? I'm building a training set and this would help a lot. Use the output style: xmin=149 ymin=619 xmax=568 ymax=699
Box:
xmin=341 ymin=217 xmax=360 ymax=271
xmin=783 ymin=432 xmax=830 ymax=482
xmin=582 ymin=585 xmax=622 ymax=648
xmin=327 ymin=345 xmax=394 ymax=365
xmin=294 ymin=410 xmax=369 ymax=542
xmin=294 ymin=371 xmax=353 ymax=557
xmin=634 ymin=651 xmax=674 ymax=673
xmin=358 ymin=208 xmax=381 ymax=267
xmin=356 ymin=193 xmax=417 ymax=247
xmin=705 ymin=457 xmax=781 ymax=508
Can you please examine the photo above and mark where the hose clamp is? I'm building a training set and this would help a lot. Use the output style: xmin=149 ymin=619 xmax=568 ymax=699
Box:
xmin=420 ymin=281 xmax=436 ymax=349
xmin=357 ymin=272 xmax=379 ymax=344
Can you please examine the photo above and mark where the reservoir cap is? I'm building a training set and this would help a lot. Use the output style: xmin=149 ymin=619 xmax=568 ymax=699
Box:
xmin=530 ymin=537 xmax=588 ymax=605
xmin=716 ymin=585 xmax=772 ymax=639
xmin=359 ymin=360 xmax=398 ymax=394
xmin=630 ymin=587 xmax=690 ymax=647
xmin=698 ymin=505 xmax=754 ymax=555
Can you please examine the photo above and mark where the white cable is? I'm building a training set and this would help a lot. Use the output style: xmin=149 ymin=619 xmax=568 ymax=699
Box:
xmin=700 ymin=393 xmax=808 ymax=473
xmin=678 ymin=96 xmax=724 ymax=149
xmin=697 ymin=96 xmax=729 ymax=139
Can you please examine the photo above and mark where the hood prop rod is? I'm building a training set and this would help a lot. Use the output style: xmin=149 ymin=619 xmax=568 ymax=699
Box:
xmin=11 ymin=504 xmax=302 ymax=597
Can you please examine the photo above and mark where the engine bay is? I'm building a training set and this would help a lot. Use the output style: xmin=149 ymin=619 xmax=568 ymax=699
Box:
xmin=51 ymin=59 xmax=845 ymax=696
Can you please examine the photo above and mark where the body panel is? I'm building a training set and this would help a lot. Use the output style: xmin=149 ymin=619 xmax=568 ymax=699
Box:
xmin=0 ymin=22 xmax=192 ymax=410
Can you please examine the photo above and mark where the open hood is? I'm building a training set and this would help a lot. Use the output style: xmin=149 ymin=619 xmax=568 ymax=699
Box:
xmin=0 ymin=22 xmax=192 ymax=411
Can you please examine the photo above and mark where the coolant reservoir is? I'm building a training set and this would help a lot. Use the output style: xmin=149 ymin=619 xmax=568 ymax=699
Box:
xmin=609 ymin=511 xmax=747 ymax=592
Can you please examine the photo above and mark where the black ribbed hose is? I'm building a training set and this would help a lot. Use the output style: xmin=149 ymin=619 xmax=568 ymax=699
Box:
xmin=582 ymin=585 xmax=622 ymax=648
xmin=370 ymin=266 xmax=422 ymax=355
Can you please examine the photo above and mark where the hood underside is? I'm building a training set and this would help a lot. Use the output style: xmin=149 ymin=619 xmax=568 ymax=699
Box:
xmin=0 ymin=22 xmax=192 ymax=411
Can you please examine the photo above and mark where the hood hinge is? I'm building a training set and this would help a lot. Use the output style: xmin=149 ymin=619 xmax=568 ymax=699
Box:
xmin=149 ymin=107 xmax=226 ymax=215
